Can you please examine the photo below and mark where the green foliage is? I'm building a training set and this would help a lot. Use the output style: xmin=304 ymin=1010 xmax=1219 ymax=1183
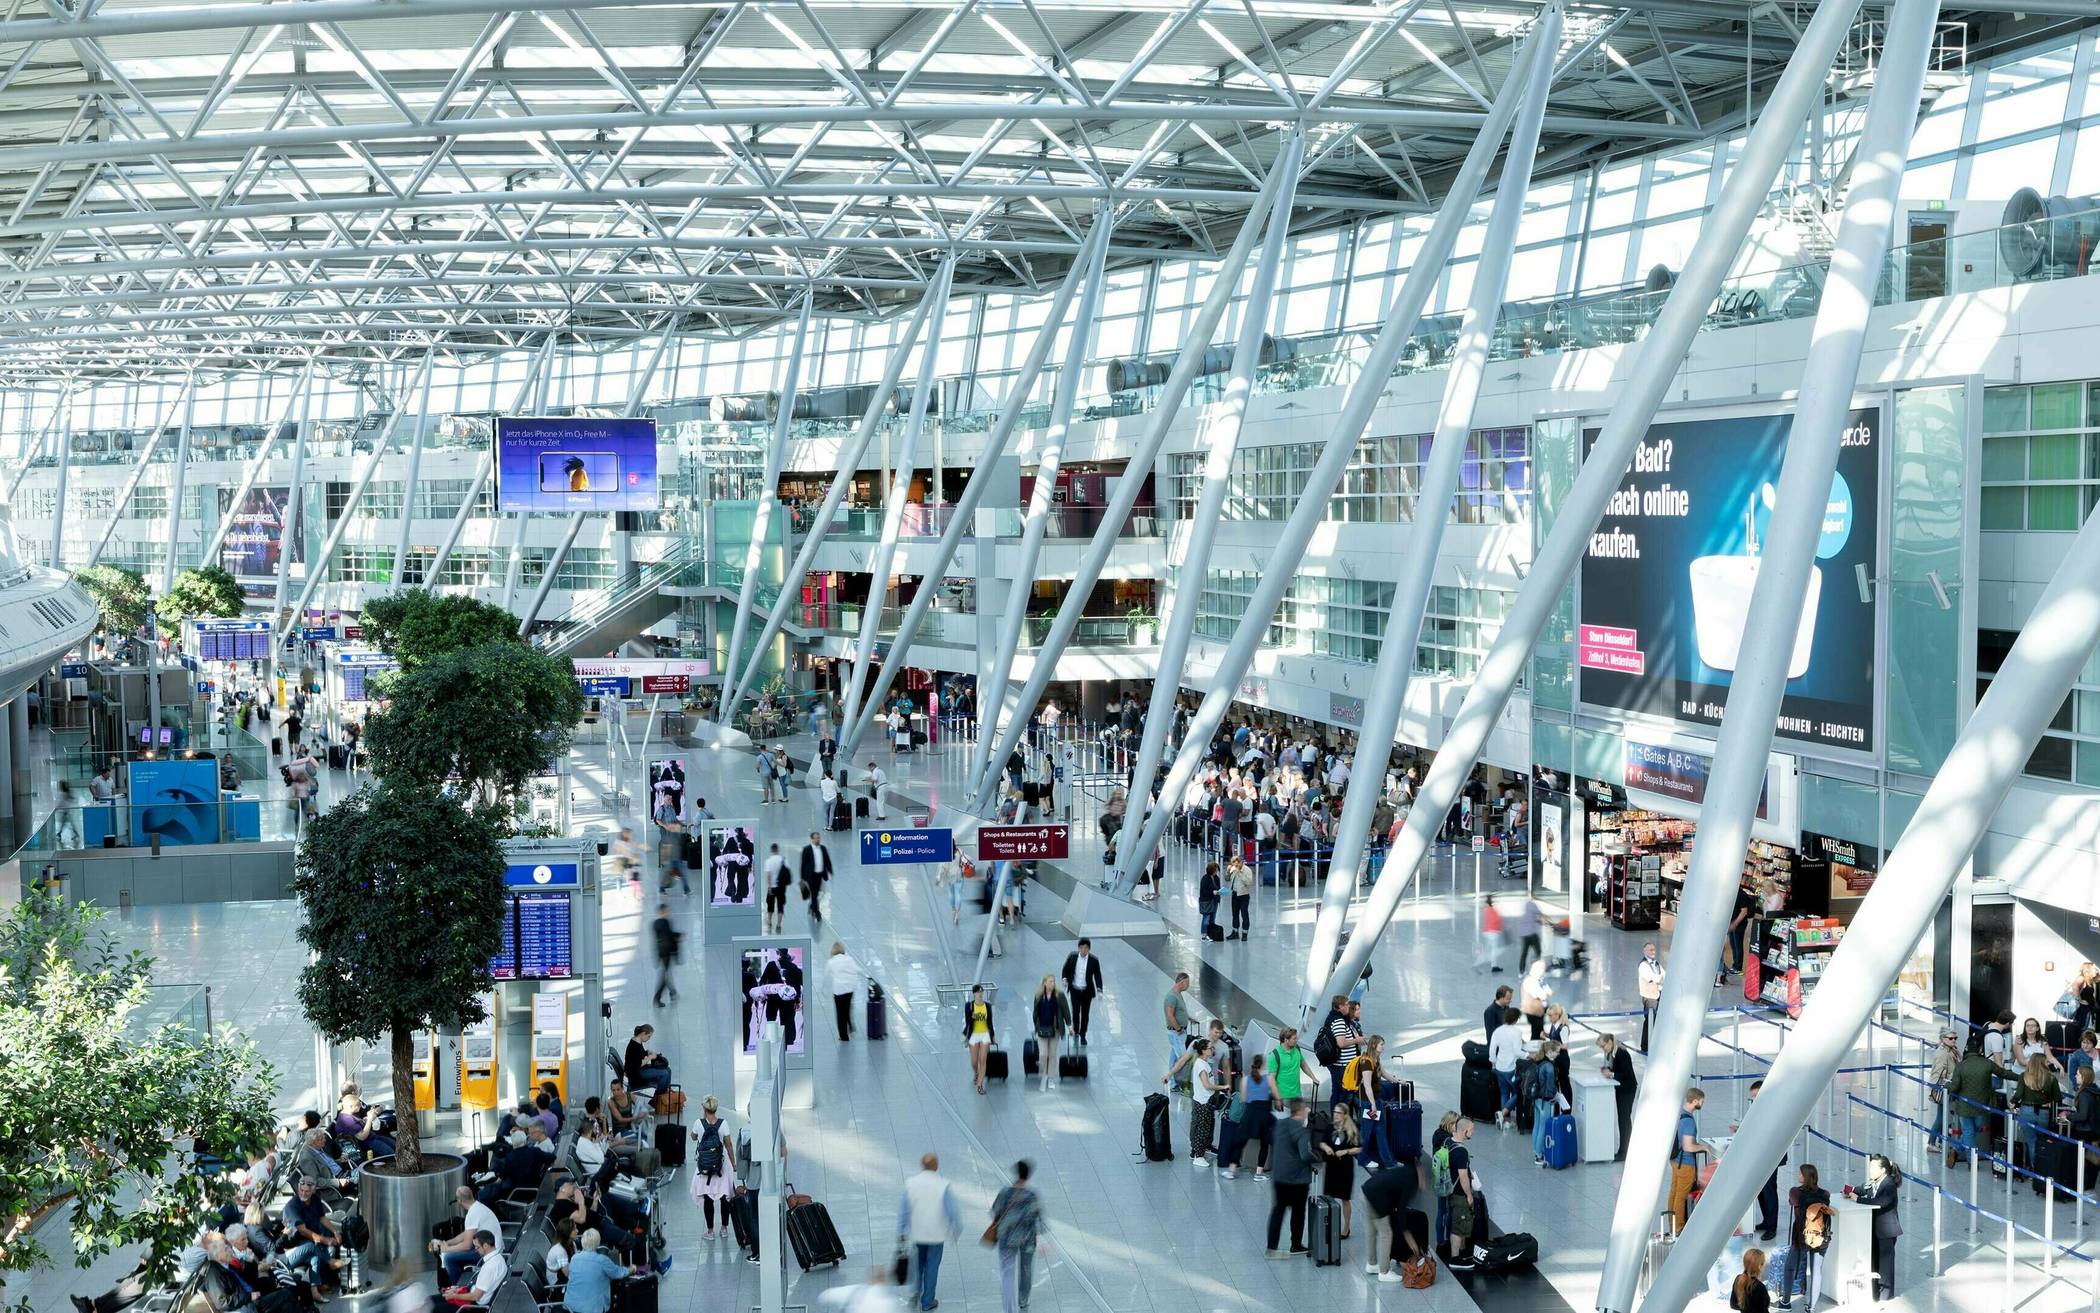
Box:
xmin=0 ymin=893 xmax=278 ymax=1309
xmin=157 ymin=566 xmax=245 ymax=624
xmin=294 ymin=783 xmax=508 ymax=1174
xmin=362 ymin=642 xmax=584 ymax=815
xmin=71 ymin=565 xmax=151 ymax=637
xmin=358 ymin=591 xmax=522 ymax=669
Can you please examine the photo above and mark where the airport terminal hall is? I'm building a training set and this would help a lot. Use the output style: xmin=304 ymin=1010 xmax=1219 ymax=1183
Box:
xmin=26 ymin=1 xmax=2100 ymax=1312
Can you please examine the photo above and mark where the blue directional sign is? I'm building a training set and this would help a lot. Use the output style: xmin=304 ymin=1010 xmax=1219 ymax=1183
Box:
xmin=858 ymin=827 xmax=954 ymax=865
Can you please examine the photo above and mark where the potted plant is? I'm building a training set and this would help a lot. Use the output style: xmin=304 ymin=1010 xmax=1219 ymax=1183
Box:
xmin=293 ymin=781 xmax=509 ymax=1275
xmin=1126 ymin=604 xmax=1158 ymax=644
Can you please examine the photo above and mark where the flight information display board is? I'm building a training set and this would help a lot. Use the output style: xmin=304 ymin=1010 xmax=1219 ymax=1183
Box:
xmin=195 ymin=620 xmax=270 ymax=663
xmin=337 ymin=651 xmax=399 ymax=701
xmin=515 ymin=892 xmax=573 ymax=979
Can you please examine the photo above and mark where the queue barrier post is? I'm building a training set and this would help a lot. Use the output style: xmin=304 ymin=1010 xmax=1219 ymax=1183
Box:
xmin=2048 ymin=1177 xmax=2058 ymax=1277
xmin=1933 ymin=1184 xmax=1943 ymax=1276
xmin=1972 ymin=1147 xmax=1981 ymax=1235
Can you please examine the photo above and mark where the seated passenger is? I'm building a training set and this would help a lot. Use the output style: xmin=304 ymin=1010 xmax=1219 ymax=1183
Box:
xmin=279 ymin=1178 xmax=342 ymax=1295
xmin=539 ymin=1081 xmax=566 ymax=1130
xmin=431 ymin=1229 xmax=505 ymax=1311
xmin=605 ymin=1082 xmax=641 ymax=1144
xmin=477 ymin=1131 xmax=551 ymax=1203
xmin=573 ymin=1118 xmax=608 ymax=1179
xmin=333 ymin=1087 xmax=395 ymax=1161
xmin=294 ymin=1130 xmax=354 ymax=1193
xmin=622 ymin=1025 xmax=670 ymax=1099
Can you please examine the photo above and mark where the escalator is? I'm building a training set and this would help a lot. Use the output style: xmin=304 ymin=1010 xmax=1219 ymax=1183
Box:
xmin=528 ymin=540 xmax=702 ymax=660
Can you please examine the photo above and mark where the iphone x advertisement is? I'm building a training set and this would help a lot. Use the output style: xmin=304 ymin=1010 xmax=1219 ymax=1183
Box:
xmin=1576 ymin=406 xmax=1881 ymax=754
xmin=494 ymin=416 xmax=660 ymax=512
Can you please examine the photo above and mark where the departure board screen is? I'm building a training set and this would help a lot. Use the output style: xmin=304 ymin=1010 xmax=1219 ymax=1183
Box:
xmin=515 ymin=892 xmax=573 ymax=979
xmin=195 ymin=621 xmax=270 ymax=663
xmin=490 ymin=898 xmax=518 ymax=980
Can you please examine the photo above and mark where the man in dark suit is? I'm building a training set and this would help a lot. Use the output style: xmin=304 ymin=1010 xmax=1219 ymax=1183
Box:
xmin=1062 ymin=939 xmax=1105 ymax=1044
xmin=799 ymin=832 xmax=834 ymax=922
xmin=1598 ymin=1032 xmax=1638 ymax=1163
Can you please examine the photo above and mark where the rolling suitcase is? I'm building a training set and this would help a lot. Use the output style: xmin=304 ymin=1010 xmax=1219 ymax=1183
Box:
xmin=1513 ymin=1060 xmax=1539 ymax=1132
xmin=729 ymin=1190 xmax=759 ymax=1254
xmin=1058 ymin=1052 xmax=1088 ymax=1080
xmin=1385 ymin=1101 xmax=1423 ymax=1162
xmin=866 ymin=982 xmax=887 ymax=1040
xmin=611 ymin=1274 xmax=659 ymax=1313
xmin=1308 ymin=1195 xmax=1344 ymax=1266
xmin=856 ymin=796 xmax=871 ymax=818
xmin=655 ymin=1121 xmax=687 ymax=1169
xmin=785 ymin=1200 xmax=846 ymax=1270
xmin=1205 ymin=921 xmax=1225 ymax=942
xmin=984 ymin=1048 xmax=1009 ymax=1081
xmin=1023 ymin=1038 xmax=1041 ymax=1076
xmin=831 ymin=798 xmax=852 ymax=832
xmin=1141 ymin=1093 xmax=1174 ymax=1161
xmin=1478 ymin=1231 xmax=1539 ymax=1272
xmin=1460 ymin=1063 xmax=1500 ymax=1123
xmin=1542 ymin=1114 xmax=1578 ymax=1169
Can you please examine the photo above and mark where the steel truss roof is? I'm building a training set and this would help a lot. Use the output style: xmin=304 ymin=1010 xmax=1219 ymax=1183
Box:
xmin=0 ymin=0 xmax=2082 ymax=386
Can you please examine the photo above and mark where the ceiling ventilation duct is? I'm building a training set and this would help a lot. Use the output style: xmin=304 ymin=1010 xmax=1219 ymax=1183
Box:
xmin=1105 ymin=335 xmax=1295 ymax=393
xmin=2000 ymin=188 xmax=2100 ymax=281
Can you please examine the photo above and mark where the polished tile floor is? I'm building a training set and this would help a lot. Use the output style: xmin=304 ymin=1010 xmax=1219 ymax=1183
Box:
xmin=22 ymin=718 xmax=2087 ymax=1313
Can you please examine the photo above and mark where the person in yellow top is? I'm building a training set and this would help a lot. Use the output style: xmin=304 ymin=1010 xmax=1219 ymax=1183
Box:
xmin=962 ymin=984 xmax=998 ymax=1095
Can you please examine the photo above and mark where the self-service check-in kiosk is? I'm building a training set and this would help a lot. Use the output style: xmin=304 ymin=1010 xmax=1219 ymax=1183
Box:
xmin=459 ymin=991 xmax=499 ymax=1140
xmin=531 ymin=992 xmax=568 ymax=1103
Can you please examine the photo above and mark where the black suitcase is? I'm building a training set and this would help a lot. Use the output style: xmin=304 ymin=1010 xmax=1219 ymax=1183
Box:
xmin=1513 ymin=1060 xmax=1539 ymax=1131
xmin=856 ymin=796 xmax=871 ymax=818
xmin=1023 ymin=1038 xmax=1041 ymax=1075
xmin=1460 ymin=1063 xmax=1500 ymax=1122
xmin=1461 ymin=1040 xmax=1490 ymax=1065
xmin=785 ymin=1200 xmax=846 ymax=1270
xmin=985 ymin=1048 xmax=1009 ymax=1081
xmin=1205 ymin=922 xmax=1225 ymax=942
xmin=611 ymin=1274 xmax=659 ymax=1313
xmin=1478 ymin=1230 xmax=1539 ymax=1272
xmin=2049 ymin=1020 xmax=2081 ymax=1054
xmin=1058 ymin=1052 xmax=1088 ymax=1080
xmin=729 ymin=1190 xmax=759 ymax=1253
xmin=1309 ymin=1195 xmax=1344 ymax=1266
xmin=1141 ymin=1093 xmax=1174 ymax=1161
xmin=271 ymin=736 xmax=282 ymax=756
xmin=655 ymin=1122 xmax=687 ymax=1168
xmin=867 ymin=982 xmax=887 ymax=1040
xmin=831 ymin=798 xmax=852 ymax=832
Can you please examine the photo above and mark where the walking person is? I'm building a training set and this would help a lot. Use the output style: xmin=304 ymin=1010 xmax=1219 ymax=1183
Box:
xmin=1849 ymin=1154 xmax=1902 ymax=1300
xmin=800 ymin=832 xmax=834 ymax=924
xmin=1637 ymin=943 xmax=1665 ymax=1052
xmin=650 ymin=902 xmax=681 ymax=1007
xmin=763 ymin=844 xmax=791 ymax=935
xmin=1475 ymin=895 xmax=1506 ymax=973
xmin=1265 ymin=1100 xmax=1316 ymax=1258
xmin=1030 ymin=975 xmax=1071 ymax=1089
xmin=897 ymin=1153 xmax=960 ymax=1312
xmin=1060 ymin=940 xmax=1102 ymax=1045
xmin=827 ymin=942 xmax=864 ymax=1041
xmin=1513 ymin=896 xmax=1542 ymax=973
xmin=1519 ymin=959 xmax=1551 ymax=1040
xmin=1227 ymin=854 xmax=1253 ymax=940
xmin=687 ymin=1097 xmax=740 ymax=1239
xmin=1163 ymin=972 xmax=1192 ymax=1057
xmin=990 ymin=1161 xmax=1044 ymax=1313
xmin=963 ymin=985 xmax=997 ymax=1096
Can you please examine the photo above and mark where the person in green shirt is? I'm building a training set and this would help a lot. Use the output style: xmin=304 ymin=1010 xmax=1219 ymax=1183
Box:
xmin=1164 ymin=972 xmax=1192 ymax=1057
xmin=1271 ymin=1026 xmax=1308 ymax=1102
xmin=1948 ymin=1034 xmax=2020 ymax=1172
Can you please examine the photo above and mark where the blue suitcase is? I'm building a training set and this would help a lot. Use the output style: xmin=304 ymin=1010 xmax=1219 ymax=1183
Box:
xmin=1384 ymin=1101 xmax=1423 ymax=1162
xmin=1543 ymin=1113 xmax=1578 ymax=1169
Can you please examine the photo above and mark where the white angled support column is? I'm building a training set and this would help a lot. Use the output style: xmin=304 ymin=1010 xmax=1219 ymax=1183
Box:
xmin=160 ymin=381 xmax=198 ymax=591
xmin=86 ymin=372 xmax=195 ymax=570
xmin=965 ymin=228 xmax=1110 ymax=796
xmin=1118 ymin=135 xmax=1303 ymax=859
xmin=289 ymin=354 xmax=435 ymax=626
xmin=1296 ymin=13 xmax=1558 ymax=987
xmin=49 ymin=399 xmax=74 ymax=569
xmin=519 ymin=321 xmax=681 ymax=636
xmin=392 ymin=355 xmax=438 ymax=586
xmin=1108 ymin=12 xmax=1555 ymax=886
xmin=1316 ymin=0 xmax=1865 ymax=1017
xmin=425 ymin=342 xmax=558 ymax=594
xmin=840 ymin=258 xmax=958 ymax=738
xmin=841 ymin=227 xmax=1106 ymax=760
xmin=270 ymin=366 xmax=318 ymax=627
xmin=961 ymin=147 xmax=1298 ymax=816
xmin=722 ymin=299 xmax=815 ymax=704
xmin=720 ymin=271 xmax=949 ymax=721
xmin=1630 ymin=5 xmax=1946 ymax=1310
xmin=500 ymin=337 xmax=563 ymax=612
xmin=200 ymin=363 xmax=316 ymax=570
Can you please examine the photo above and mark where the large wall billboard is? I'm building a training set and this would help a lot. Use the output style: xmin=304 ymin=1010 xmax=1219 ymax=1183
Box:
xmin=1577 ymin=406 xmax=1881 ymax=754
xmin=494 ymin=416 xmax=660 ymax=513
xmin=218 ymin=485 xmax=300 ymax=577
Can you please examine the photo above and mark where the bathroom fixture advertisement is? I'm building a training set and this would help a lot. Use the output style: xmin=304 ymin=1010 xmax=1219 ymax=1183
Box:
xmin=1577 ymin=406 xmax=1881 ymax=754
xmin=494 ymin=416 xmax=660 ymax=512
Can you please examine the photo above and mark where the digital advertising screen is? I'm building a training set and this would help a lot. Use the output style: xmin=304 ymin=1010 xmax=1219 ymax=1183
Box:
xmin=1576 ymin=406 xmax=1882 ymax=755
xmin=708 ymin=821 xmax=758 ymax=906
xmin=218 ymin=485 xmax=301 ymax=577
xmin=740 ymin=945 xmax=804 ymax=1054
xmin=494 ymin=416 xmax=660 ymax=513
xmin=649 ymin=758 xmax=686 ymax=813
xmin=127 ymin=756 xmax=220 ymax=847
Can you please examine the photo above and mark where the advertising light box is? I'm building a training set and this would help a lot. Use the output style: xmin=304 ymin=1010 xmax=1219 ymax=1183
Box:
xmin=1577 ymin=406 xmax=1882 ymax=755
xmin=219 ymin=485 xmax=300 ymax=577
xmin=495 ymin=416 xmax=660 ymax=513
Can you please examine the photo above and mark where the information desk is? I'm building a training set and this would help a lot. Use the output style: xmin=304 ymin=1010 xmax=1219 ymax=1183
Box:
xmin=1569 ymin=1066 xmax=1621 ymax=1163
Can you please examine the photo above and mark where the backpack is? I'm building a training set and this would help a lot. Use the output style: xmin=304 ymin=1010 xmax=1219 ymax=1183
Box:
xmin=1528 ymin=1062 xmax=1553 ymax=1103
xmin=1430 ymin=1145 xmax=1455 ymax=1197
xmin=1802 ymin=1202 xmax=1833 ymax=1252
xmin=697 ymin=1121 xmax=724 ymax=1177
xmin=1314 ymin=1023 xmax=1341 ymax=1068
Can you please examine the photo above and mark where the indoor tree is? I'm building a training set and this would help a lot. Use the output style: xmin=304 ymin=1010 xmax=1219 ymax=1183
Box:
xmin=0 ymin=893 xmax=277 ymax=1311
xmin=293 ymin=782 xmax=508 ymax=1175
xmin=361 ymin=641 xmax=585 ymax=819
xmin=358 ymin=591 xmax=524 ymax=669
xmin=70 ymin=565 xmax=151 ymax=639
xmin=156 ymin=565 xmax=245 ymax=624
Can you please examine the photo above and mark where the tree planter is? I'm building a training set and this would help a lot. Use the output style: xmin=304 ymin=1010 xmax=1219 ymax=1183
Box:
xmin=358 ymin=1153 xmax=464 ymax=1277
